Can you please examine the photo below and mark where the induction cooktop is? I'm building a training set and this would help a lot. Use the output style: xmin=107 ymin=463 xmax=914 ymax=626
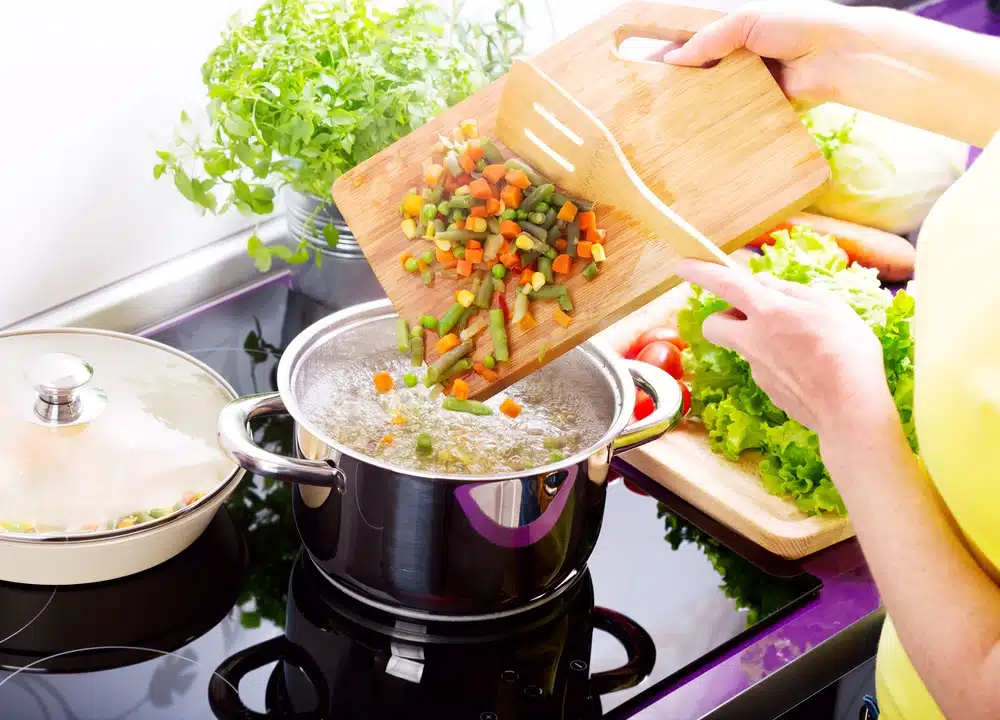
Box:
xmin=0 ymin=278 xmax=821 ymax=719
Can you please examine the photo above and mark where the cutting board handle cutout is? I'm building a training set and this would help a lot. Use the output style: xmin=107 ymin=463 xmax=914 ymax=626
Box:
xmin=611 ymin=3 xmax=724 ymax=67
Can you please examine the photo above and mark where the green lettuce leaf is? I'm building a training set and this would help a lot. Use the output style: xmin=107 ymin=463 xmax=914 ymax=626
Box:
xmin=678 ymin=226 xmax=917 ymax=516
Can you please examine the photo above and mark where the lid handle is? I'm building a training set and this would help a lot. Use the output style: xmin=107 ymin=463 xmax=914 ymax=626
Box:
xmin=28 ymin=352 xmax=95 ymax=424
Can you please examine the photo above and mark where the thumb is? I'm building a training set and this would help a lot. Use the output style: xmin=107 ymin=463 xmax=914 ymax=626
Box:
xmin=661 ymin=11 xmax=756 ymax=67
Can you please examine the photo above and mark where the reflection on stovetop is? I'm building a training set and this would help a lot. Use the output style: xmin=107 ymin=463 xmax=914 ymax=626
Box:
xmin=0 ymin=280 xmax=822 ymax=719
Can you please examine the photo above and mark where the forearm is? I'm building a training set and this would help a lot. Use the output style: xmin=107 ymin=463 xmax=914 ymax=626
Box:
xmin=842 ymin=7 xmax=1000 ymax=147
xmin=820 ymin=397 xmax=1000 ymax=718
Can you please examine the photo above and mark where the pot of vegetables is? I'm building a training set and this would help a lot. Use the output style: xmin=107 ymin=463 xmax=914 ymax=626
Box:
xmin=0 ymin=329 xmax=246 ymax=585
xmin=218 ymin=299 xmax=683 ymax=620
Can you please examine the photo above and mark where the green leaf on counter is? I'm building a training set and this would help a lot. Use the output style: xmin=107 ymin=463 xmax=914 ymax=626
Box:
xmin=322 ymin=222 xmax=339 ymax=248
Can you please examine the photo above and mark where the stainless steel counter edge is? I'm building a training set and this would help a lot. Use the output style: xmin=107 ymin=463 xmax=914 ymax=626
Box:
xmin=3 ymin=218 xmax=291 ymax=334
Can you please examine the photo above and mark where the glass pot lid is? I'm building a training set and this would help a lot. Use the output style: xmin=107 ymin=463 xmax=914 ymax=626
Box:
xmin=0 ymin=329 xmax=239 ymax=539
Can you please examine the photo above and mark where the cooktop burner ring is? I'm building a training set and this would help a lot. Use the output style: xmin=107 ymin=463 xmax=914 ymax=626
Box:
xmin=307 ymin=553 xmax=586 ymax=624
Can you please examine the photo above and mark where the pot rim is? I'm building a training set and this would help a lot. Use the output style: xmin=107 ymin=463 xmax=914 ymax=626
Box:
xmin=275 ymin=299 xmax=638 ymax=482
xmin=0 ymin=328 xmax=245 ymax=544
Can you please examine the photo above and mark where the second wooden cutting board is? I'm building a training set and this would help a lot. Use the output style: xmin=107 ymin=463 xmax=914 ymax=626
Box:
xmin=332 ymin=2 xmax=830 ymax=399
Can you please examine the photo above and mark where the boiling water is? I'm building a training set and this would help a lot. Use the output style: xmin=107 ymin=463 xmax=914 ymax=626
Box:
xmin=298 ymin=352 xmax=614 ymax=476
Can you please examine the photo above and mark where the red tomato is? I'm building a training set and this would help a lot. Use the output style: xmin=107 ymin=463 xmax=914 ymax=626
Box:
xmin=680 ymin=382 xmax=691 ymax=416
xmin=626 ymin=326 xmax=687 ymax=358
xmin=633 ymin=389 xmax=654 ymax=421
xmin=636 ymin=341 xmax=684 ymax=380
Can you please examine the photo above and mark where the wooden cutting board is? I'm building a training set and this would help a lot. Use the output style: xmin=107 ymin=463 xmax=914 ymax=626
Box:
xmin=624 ymin=422 xmax=855 ymax=559
xmin=332 ymin=2 xmax=830 ymax=400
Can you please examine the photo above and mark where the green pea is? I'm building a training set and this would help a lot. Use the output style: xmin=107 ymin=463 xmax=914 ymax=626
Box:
xmin=403 ymin=373 xmax=418 ymax=388
xmin=420 ymin=314 xmax=438 ymax=330
xmin=492 ymin=264 xmax=507 ymax=279
xmin=535 ymin=201 xmax=550 ymax=213
xmin=419 ymin=250 xmax=435 ymax=265
xmin=404 ymin=257 xmax=419 ymax=273
xmin=483 ymin=355 xmax=496 ymax=370
xmin=501 ymin=208 xmax=517 ymax=221
xmin=453 ymin=246 xmax=466 ymax=259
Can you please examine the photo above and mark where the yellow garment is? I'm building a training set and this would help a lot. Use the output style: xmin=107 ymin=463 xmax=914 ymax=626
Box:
xmin=875 ymin=131 xmax=1000 ymax=718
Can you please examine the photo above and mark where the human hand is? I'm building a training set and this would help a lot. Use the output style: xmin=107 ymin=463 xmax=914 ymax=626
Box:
xmin=661 ymin=1 xmax=882 ymax=110
xmin=675 ymin=259 xmax=895 ymax=442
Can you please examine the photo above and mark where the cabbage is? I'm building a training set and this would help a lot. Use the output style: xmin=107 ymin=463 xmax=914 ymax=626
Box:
xmin=804 ymin=103 xmax=969 ymax=235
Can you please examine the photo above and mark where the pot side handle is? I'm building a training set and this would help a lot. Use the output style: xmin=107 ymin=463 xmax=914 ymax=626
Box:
xmin=218 ymin=392 xmax=346 ymax=487
xmin=590 ymin=605 xmax=658 ymax=696
xmin=613 ymin=360 xmax=683 ymax=453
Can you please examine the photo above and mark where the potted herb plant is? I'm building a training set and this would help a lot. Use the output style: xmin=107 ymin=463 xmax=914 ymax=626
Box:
xmin=156 ymin=0 xmax=528 ymax=290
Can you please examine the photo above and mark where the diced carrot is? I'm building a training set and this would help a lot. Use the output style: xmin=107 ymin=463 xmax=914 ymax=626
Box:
xmin=455 ymin=219 xmax=466 ymax=230
xmin=551 ymin=254 xmax=572 ymax=274
xmin=459 ymin=151 xmax=476 ymax=173
xmin=499 ymin=219 xmax=521 ymax=238
xmin=517 ymin=312 xmax=537 ymax=331
xmin=469 ymin=177 xmax=493 ymax=199
xmin=417 ymin=259 xmax=429 ymax=272
xmin=553 ymin=308 xmax=573 ymax=328
xmin=473 ymin=362 xmax=499 ymax=382
xmin=443 ymin=173 xmax=460 ymax=194
xmin=399 ymin=252 xmax=413 ymax=268
xmin=469 ymin=205 xmax=489 ymax=218
xmin=499 ymin=239 xmax=510 ymax=255
xmin=554 ymin=238 xmax=567 ymax=252
xmin=373 ymin=372 xmax=394 ymax=393
xmin=425 ymin=164 xmax=444 ymax=187
xmin=466 ymin=239 xmax=482 ymax=250
xmin=456 ymin=259 xmax=473 ymax=276
xmin=586 ymin=228 xmax=605 ymax=243
xmin=485 ymin=198 xmax=502 ymax=215
xmin=436 ymin=248 xmax=458 ymax=268
xmin=436 ymin=334 xmax=461 ymax=354
xmin=578 ymin=211 xmax=597 ymax=230
xmin=465 ymin=248 xmax=484 ymax=264
xmin=402 ymin=193 xmax=424 ymax=217
xmin=500 ymin=185 xmax=523 ymax=209
xmin=577 ymin=241 xmax=593 ymax=259
xmin=456 ymin=174 xmax=473 ymax=186
xmin=505 ymin=169 xmax=531 ymax=189
xmin=500 ymin=252 xmax=520 ymax=268
xmin=182 ymin=492 xmax=197 ymax=506
xmin=380 ymin=434 xmax=395 ymax=446
xmin=556 ymin=201 xmax=578 ymax=222
xmin=500 ymin=398 xmax=522 ymax=418
xmin=519 ymin=268 xmax=533 ymax=285
xmin=452 ymin=378 xmax=470 ymax=400
xmin=483 ymin=164 xmax=507 ymax=185
xmin=467 ymin=144 xmax=485 ymax=162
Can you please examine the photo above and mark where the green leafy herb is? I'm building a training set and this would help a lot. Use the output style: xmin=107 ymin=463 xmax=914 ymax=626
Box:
xmin=678 ymin=226 xmax=917 ymax=516
xmin=156 ymin=0 xmax=528 ymax=269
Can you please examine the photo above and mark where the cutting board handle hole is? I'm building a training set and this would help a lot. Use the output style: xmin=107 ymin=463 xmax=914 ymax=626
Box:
xmin=614 ymin=28 xmax=719 ymax=69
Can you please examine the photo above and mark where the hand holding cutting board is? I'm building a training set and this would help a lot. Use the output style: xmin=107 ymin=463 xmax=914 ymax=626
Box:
xmin=332 ymin=2 xmax=829 ymax=400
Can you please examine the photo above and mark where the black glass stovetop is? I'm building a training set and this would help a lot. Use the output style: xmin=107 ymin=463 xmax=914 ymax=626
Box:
xmin=0 ymin=279 xmax=821 ymax=719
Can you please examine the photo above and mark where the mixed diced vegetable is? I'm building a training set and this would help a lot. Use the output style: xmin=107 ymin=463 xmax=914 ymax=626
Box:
xmin=0 ymin=491 xmax=207 ymax=535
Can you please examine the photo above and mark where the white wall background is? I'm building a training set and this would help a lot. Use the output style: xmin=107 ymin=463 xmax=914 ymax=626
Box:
xmin=0 ymin=0 xmax=740 ymax=328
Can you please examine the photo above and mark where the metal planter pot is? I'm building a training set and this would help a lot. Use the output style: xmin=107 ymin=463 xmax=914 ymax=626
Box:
xmin=218 ymin=299 xmax=683 ymax=620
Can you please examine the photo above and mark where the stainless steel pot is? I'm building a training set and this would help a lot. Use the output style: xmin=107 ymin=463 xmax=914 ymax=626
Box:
xmin=218 ymin=299 xmax=682 ymax=620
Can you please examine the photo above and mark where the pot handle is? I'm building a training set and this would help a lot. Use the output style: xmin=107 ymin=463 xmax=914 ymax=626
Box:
xmin=218 ymin=392 xmax=347 ymax=487
xmin=612 ymin=359 xmax=683 ymax=453
xmin=589 ymin=606 xmax=657 ymax=696
xmin=208 ymin=635 xmax=328 ymax=719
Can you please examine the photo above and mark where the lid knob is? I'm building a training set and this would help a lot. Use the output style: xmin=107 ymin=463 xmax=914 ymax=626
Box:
xmin=29 ymin=352 xmax=95 ymax=424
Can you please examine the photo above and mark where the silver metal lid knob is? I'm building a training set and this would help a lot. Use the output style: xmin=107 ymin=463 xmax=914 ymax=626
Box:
xmin=28 ymin=353 xmax=97 ymax=424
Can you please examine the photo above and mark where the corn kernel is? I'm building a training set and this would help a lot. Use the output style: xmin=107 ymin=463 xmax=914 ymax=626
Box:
xmin=515 ymin=234 xmax=535 ymax=251
xmin=435 ymin=238 xmax=452 ymax=251
xmin=424 ymin=223 xmax=436 ymax=239
xmin=466 ymin=216 xmax=487 ymax=233
xmin=591 ymin=243 xmax=606 ymax=263
xmin=456 ymin=290 xmax=476 ymax=308
xmin=531 ymin=272 xmax=546 ymax=290
xmin=460 ymin=119 xmax=479 ymax=138
xmin=401 ymin=218 xmax=417 ymax=239
xmin=454 ymin=185 xmax=471 ymax=196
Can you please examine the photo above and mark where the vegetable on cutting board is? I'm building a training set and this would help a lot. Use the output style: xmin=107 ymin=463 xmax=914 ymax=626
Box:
xmin=749 ymin=212 xmax=916 ymax=282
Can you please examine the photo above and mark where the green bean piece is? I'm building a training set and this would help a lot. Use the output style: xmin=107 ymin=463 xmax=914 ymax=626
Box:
xmin=446 ymin=195 xmax=479 ymax=210
xmin=520 ymin=250 xmax=540 ymax=268
xmin=489 ymin=308 xmax=509 ymax=362
xmin=428 ymin=340 xmax=475 ymax=382
xmin=531 ymin=284 xmax=567 ymax=301
xmin=528 ymin=211 xmax=547 ymax=226
xmin=403 ymin=373 xmax=419 ymax=388
xmin=500 ymin=208 xmax=517 ymax=221
xmin=475 ymin=158 xmax=487 ymax=172
xmin=439 ymin=357 xmax=474 ymax=383
xmin=416 ymin=433 xmax=434 ymax=455
xmin=414 ymin=222 xmax=426 ymax=238
xmin=518 ymin=221 xmax=547 ymax=242
xmin=535 ymin=201 xmax=550 ymax=214
xmin=437 ymin=201 xmax=451 ymax=216
xmin=420 ymin=314 xmax=438 ymax=331
xmin=411 ymin=325 xmax=424 ymax=339
xmin=396 ymin=318 xmax=410 ymax=353
xmin=538 ymin=256 xmax=554 ymax=284
xmin=512 ymin=292 xmax=529 ymax=324
xmin=492 ymin=264 xmax=507 ymax=279
xmin=583 ymin=261 xmax=600 ymax=280
xmin=549 ymin=450 xmax=566 ymax=463
xmin=544 ymin=247 xmax=557 ymax=260
xmin=516 ymin=209 xmax=529 ymax=220
xmin=442 ymin=396 xmax=494 ymax=416
xmin=493 ymin=277 xmax=505 ymax=293
xmin=543 ymin=208 xmax=558 ymax=229
xmin=566 ymin=219 xmax=581 ymax=258
xmin=543 ymin=437 xmax=567 ymax=449
xmin=551 ymin=192 xmax=595 ymax=212
xmin=475 ymin=273 xmax=493 ymax=308
xmin=457 ymin=306 xmax=477 ymax=331
xmin=451 ymin=210 xmax=467 ymax=223
xmin=504 ymin=158 xmax=549 ymax=186
xmin=435 ymin=229 xmax=488 ymax=244
xmin=521 ymin=183 xmax=555 ymax=213
xmin=483 ymin=354 xmax=496 ymax=370
xmin=149 ymin=508 xmax=172 ymax=519
xmin=453 ymin=246 xmax=466 ymax=259
xmin=410 ymin=334 xmax=425 ymax=367
xmin=480 ymin=138 xmax=505 ymax=164
xmin=404 ymin=257 xmax=419 ymax=273
xmin=421 ymin=268 xmax=434 ymax=286
xmin=438 ymin=302 xmax=466 ymax=336
xmin=558 ymin=290 xmax=574 ymax=313
xmin=547 ymin=225 xmax=561 ymax=243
